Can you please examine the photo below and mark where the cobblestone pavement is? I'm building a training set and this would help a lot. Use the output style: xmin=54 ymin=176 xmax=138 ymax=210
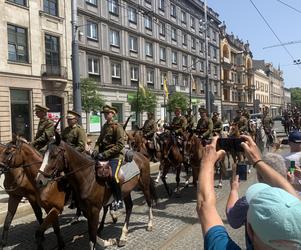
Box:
xmin=0 ymin=165 xmax=258 ymax=250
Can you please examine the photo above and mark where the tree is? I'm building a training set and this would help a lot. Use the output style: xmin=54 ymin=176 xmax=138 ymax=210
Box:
xmin=129 ymin=86 xmax=157 ymax=113
xmin=290 ymin=87 xmax=301 ymax=108
xmin=80 ymin=78 xmax=104 ymax=131
xmin=166 ymin=92 xmax=189 ymax=112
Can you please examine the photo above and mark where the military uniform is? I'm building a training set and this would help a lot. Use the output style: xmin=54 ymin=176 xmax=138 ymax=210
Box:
xmin=262 ymin=114 xmax=274 ymax=134
xmin=233 ymin=115 xmax=248 ymax=133
xmin=62 ymin=124 xmax=86 ymax=152
xmin=212 ymin=117 xmax=223 ymax=135
xmin=185 ymin=114 xmax=194 ymax=130
xmin=196 ymin=117 xmax=213 ymax=139
xmin=171 ymin=115 xmax=187 ymax=135
xmin=142 ymin=117 xmax=157 ymax=140
xmin=32 ymin=105 xmax=54 ymax=151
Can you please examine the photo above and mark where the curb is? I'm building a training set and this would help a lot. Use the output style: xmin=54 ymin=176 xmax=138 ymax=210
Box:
xmin=0 ymin=162 xmax=160 ymax=224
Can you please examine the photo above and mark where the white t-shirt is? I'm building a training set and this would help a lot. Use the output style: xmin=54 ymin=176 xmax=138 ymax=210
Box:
xmin=282 ymin=151 xmax=301 ymax=169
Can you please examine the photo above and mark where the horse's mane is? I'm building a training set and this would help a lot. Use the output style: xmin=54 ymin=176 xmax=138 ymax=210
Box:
xmin=11 ymin=137 xmax=43 ymax=158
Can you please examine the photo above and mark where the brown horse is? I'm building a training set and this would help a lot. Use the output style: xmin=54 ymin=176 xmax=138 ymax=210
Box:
xmin=0 ymin=137 xmax=65 ymax=250
xmin=36 ymin=134 xmax=157 ymax=249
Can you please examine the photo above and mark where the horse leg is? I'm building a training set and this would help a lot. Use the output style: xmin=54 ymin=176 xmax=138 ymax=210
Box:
xmin=161 ymin=164 xmax=172 ymax=197
xmin=155 ymin=170 xmax=161 ymax=184
xmin=184 ymin=162 xmax=190 ymax=187
xmin=29 ymin=200 xmax=43 ymax=225
xmin=35 ymin=207 xmax=62 ymax=250
xmin=175 ymin=164 xmax=181 ymax=195
xmin=52 ymin=217 xmax=65 ymax=250
xmin=87 ymin=207 xmax=101 ymax=250
xmin=140 ymin=178 xmax=154 ymax=231
xmin=97 ymin=206 xmax=109 ymax=236
xmin=1 ymin=195 xmax=22 ymax=248
xmin=109 ymin=205 xmax=118 ymax=224
xmin=118 ymin=195 xmax=133 ymax=247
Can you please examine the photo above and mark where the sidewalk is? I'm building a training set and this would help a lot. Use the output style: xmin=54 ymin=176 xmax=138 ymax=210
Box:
xmin=0 ymin=162 xmax=160 ymax=224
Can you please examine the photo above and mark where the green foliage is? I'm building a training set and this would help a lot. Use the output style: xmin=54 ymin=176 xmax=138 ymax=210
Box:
xmin=129 ymin=87 xmax=157 ymax=113
xmin=291 ymin=88 xmax=301 ymax=108
xmin=167 ymin=92 xmax=189 ymax=112
xmin=80 ymin=78 xmax=104 ymax=113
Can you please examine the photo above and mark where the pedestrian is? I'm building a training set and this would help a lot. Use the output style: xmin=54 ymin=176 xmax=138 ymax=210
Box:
xmin=281 ymin=130 xmax=301 ymax=168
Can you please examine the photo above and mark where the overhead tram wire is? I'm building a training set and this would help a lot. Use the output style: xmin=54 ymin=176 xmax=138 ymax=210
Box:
xmin=249 ymin=0 xmax=301 ymax=72
xmin=275 ymin=0 xmax=301 ymax=15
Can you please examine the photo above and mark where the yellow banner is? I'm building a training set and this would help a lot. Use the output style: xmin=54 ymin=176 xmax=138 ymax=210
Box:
xmin=163 ymin=78 xmax=169 ymax=99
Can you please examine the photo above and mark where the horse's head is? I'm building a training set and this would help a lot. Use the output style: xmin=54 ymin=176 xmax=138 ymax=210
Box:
xmin=36 ymin=132 xmax=64 ymax=187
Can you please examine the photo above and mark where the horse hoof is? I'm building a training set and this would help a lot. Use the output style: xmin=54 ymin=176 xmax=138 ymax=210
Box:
xmin=112 ymin=217 xmax=118 ymax=224
xmin=147 ymin=225 xmax=153 ymax=231
xmin=118 ymin=240 xmax=126 ymax=247
xmin=218 ymin=183 xmax=223 ymax=188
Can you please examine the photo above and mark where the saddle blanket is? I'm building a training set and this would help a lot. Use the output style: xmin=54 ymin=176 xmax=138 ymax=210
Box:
xmin=120 ymin=160 xmax=140 ymax=183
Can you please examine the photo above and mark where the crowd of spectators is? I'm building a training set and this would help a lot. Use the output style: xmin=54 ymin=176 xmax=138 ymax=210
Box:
xmin=196 ymin=132 xmax=301 ymax=250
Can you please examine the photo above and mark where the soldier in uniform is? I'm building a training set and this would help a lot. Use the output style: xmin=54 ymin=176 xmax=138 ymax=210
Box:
xmin=142 ymin=112 xmax=157 ymax=140
xmin=169 ymin=107 xmax=187 ymax=136
xmin=31 ymin=104 xmax=54 ymax=152
xmin=233 ymin=109 xmax=248 ymax=134
xmin=196 ymin=108 xmax=213 ymax=140
xmin=62 ymin=110 xmax=87 ymax=153
xmin=262 ymin=107 xmax=274 ymax=144
xmin=212 ymin=112 xmax=223 ymax=136
xmin=185 ymin=108 xmax=194 ymax=131
xmin=92 ymin=105 xmax=124 ymax=210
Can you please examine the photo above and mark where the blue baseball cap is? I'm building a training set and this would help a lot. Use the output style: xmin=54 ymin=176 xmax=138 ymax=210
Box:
xmin=288 ymin=130 xmax=301 ymax=143
xmin=246 ymin=183 xmax=301 ymax=249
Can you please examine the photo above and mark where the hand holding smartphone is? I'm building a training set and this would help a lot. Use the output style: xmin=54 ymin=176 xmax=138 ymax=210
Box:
xmin=236 ymin=163 xmax=248 ymax=181
xmin=217 ymin=137 xmax=246 ymax=152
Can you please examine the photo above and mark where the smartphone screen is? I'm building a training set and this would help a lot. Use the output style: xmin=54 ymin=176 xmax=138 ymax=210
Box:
xmin=217 ymin=138 xmax=245 ymax=152
xmin=236 ymin=163 xmax=247 ymax=181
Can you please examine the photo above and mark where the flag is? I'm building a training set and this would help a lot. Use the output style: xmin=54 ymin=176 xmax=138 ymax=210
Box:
xmin=190 ymin=73 xmax=196 ymax=91
xmin=139 ymin=84 xmax=146 ymax=97
xmin=163 ymin=77 xmax=169 ymax=99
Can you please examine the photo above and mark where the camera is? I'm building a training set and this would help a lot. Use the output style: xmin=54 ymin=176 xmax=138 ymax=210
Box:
xmin=236 ymin=163 xmax=248 ymax=181
xmin=217 ymin=137 xmax=245 ymax=152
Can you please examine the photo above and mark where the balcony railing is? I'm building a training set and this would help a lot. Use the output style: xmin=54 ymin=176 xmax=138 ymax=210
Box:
xmin=41 ymin=64 xmax=67 ymax=79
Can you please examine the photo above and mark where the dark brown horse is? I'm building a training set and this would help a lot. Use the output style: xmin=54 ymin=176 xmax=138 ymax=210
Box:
xmin=0 ymin=137 xmax=66 ymax=250
xmin=36 ymin=134 xmax=157 ymax=249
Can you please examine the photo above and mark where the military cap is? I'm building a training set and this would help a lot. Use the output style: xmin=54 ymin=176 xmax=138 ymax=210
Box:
xmin=101 ymin=105 xmax=118 ymax=114
xmin=213 ymin=111 xmax=219 ymax=116
xmin=236 ymin=109 xmax=242 ymax=113
xmin=67 ymin=110 xmax=81 ymax=119
xmin=147 ymin=111 xmax=154 ymax=115
xmin=34 ymin=104 xmax=49 ymax=112
xmin=198 ymin=107 xmax=207 ymax=113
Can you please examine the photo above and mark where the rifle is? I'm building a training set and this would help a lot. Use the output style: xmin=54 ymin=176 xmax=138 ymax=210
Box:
xmin=54 ymin=116 xmax=63 ymax=130
xmin=156 ymin=119 xmax=161 ymax=124
xmin=123 ymin=115 xmax=132 ymax=130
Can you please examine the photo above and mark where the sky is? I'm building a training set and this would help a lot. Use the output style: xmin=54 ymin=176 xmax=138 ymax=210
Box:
xmin=207 ymin=0 xmax=301 ymax=88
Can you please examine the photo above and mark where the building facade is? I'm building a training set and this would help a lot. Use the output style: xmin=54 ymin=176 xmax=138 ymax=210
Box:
xmin=283 ymin=87 xmax=291 ymax=111
xmin=77 ymin=0 xmax=221 ymax=130
xmin=220 ymin=24 xmax=254 ymax=121
xmin=0 ymin=0 xmax=73 ymax=142
xmin=254 ymin=69 xmax=270 ymax=112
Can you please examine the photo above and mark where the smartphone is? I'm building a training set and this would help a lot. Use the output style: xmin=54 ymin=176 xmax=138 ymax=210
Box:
xmin=236 ymin=163 xmax=248 ymax=181
xmin=217 ymin=138 xmax=245 ymax=152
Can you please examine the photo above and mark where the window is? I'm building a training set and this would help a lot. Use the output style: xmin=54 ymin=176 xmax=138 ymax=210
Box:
xmin=183 ymin=76 xmax=188 ymax=87
xmin=182 ymin=33 xmax=187 ymax=46
xmin=159 ymin=0 xmax=164 ymax=11
xmin=214 ymin=65 xmax=218 ymax=76
xmin=145 ymin=0 xmax=152 ymax=5
xmin=160 ymin=46 xmax=166 ymax=61
xmin=86 ymin=0 xmax=97 ymax=6
xmin=109 ymin=0 xmax=118 ymax=15
xmin=45 ymin=34 xmax=60 ymax=75
xmin=172 ymin=74 xmax=178 ymax=85
xmin=213 ymin=30 xmax=217 ymax=41
xmin=87 ymin=21 xmax=98 ymax=40
xmin=110 ymin=30 xmax=120 ymax=47
xmin=146 ymin=68 xmax=154 ymax=88
xmin=171 ymin=27 xmax=177 ymax=41
xmin=170 ymin=4 xmax=176 ymax=17
xmin=192 ymin=57 xmax=196 ymax=69
xmin=145 ymin=41 xmax=153 ymax=57
xmin=128 ymin=7 xmax=137 ymax=23
xmin=181 ymin=11 xmax=186 ymax=24
xmin=130 ymin=65 xmax=139 ymax=81
xmin=200 ymin=41 xmax=204 ymax=53
xmin=144 ymin=16 xmax=152 ymax=30
xmin=159 ymin=21 xmax=166 ymax=36
xmin=8 ymin=25 xmax=28 ymax=63
xmin=200 ymin=61 xmax=204 ymax=72
xmin=8 ymin=0 xmax=27 ymax=6
xmin=172 ymin=51 xmax=177 ymax=64
xmin=190 ymin=16 xmax=195 ymax=29
xmin=111 ymin=62 xmax=121 ymax=78
xmin=129 ymin=35 xmax=138 ymax=52
xmin=191 ymin=37 xmax=196 ymax=49
xmin=44 ymin=0 xmax=58 ymax=16
xmin=88 ymin=57 xmax=99 ymax=75
xmin=182 ymin=54 xmax=187 ymax=67
xmin=213 ymin=48 xmax=217 ymax=59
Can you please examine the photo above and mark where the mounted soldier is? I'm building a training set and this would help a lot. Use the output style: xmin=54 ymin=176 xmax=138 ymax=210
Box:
xmin=262 ymin=107 xmax=274 ymax=144
xmin=185 ymin=108 xmax=194 ymax=131
xmin=31 ymin=104 xmax=55 ymax=153
xmin=196 ymin=108 xmax=213 ymax=141
xmin=92 ymin=105 xmax=124 ymax=210
xmin=62 ymin=110 xmax=87 ymax=153
xmin=212 ymin=112 xmax=223 ymax=136
xmin=233 ymin=109 xmax=248 ymax=134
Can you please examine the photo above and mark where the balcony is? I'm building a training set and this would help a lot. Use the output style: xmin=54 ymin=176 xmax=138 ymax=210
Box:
xmin=41 ymin=64 xmax=67 ymax=80
xmin=169 ymin=85 xmax=190 ymax=93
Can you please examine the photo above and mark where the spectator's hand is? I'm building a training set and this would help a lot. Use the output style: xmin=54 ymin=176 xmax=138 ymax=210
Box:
xmin=201 ymin=136 xmax=225 ymax=166
xmin=240 ymin=135 xmax=261 ymax=164
xmin=231 ymin=175 xmax=240 ymax=191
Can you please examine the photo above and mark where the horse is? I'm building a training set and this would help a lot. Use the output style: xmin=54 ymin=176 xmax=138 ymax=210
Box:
xmin=255 ymin=119 xmax=277 ymax=153
xmin=0 ymin=137 xmax=66 ymax=250
xmin=36 ymin=134 xmax=157 ymax=249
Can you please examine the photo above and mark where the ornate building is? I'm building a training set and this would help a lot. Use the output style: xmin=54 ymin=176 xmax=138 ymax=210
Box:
xmin=220 ymin=24 xmax=254 ymax=121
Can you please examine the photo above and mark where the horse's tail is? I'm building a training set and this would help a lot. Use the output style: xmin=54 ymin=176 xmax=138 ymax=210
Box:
xmin=149 ymin=177 xmax=158 ymax=206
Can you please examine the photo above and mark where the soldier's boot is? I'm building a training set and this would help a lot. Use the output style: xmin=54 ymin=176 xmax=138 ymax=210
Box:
xmin=110 ymin=180 xmax=123 ymax=211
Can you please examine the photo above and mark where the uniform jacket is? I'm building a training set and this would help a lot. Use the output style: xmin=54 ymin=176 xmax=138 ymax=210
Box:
xmin=212 ymin=118 xmax=223 ymax=134
xmin=233 ymin=116 xmax=248 ymax=132
xmin=171 ymin=115 xmax=187 ymax=134
xmin=32 ymin=118 xmax=54 ymax=151
xmin=262 ymin=115 xmax=274 ymax=132
xmin=185 ymin=114 xmax=194 ymax=130
xmin=94 ymin=120 xmax=124 ymax=160
xmin=196 ymin=117 xmax=213 ymax=139
xmin=62 ymin=124 xmax=87 ymax=152
xmin=142 ymin=118 xmax=157 ymax=138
